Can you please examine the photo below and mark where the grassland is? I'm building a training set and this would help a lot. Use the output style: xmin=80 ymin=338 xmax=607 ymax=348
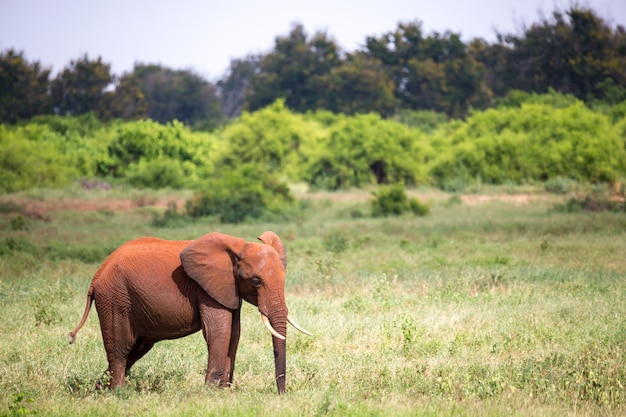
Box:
xmin=0 ymin=185 xmax=624 ymax=416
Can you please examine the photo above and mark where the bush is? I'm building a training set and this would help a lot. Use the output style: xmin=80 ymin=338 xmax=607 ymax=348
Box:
xmin=126 ymin=158 xmax=187 ymax=189
xmin=104 ymin=119 xmax=215 ymax=187
xmin=186 ymin=165 xmax=294 ymax=223
xmin=218 ymin=99 xmax=326 ymax=182
xmin=371 ymin=183 xmax=429 ymax=217
xmin=305 ymin=113 xmax=432 ymax=190
xmin=0 ymin=124 xmax=81 ymax=192
xmin=409 ymin=197 xmax=430 ymax=216
xmin=553 ymin=195 xmax=626 ymax=213
xmin=151 ymin=202 xmax=191 ymax=228
xmin=429 ymin=102 xmax=626 ymax=187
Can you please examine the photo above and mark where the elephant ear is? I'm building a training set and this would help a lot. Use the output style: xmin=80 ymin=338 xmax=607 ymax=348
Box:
xmin=257 ymin=231 xmax=286 ymax=270
xmin=180 ymin=232 xmax=247 ymax=310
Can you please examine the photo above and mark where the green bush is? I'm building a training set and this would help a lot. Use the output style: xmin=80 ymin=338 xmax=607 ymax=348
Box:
xmin=429 ymin=102 xmax=626 ymax=187
xmin=408 ymin=197 xmax=430 ymax=216
xmin=496 ymin=88 xmax=580 ymax=109
xmin=396 ymin=109 xmax=449 ymax=132
xmin=370 ymin=183 xmax=429 ymax=217
xmin=218 ymin=99 xmax=327 ymax=182
xmin=0 ymin=124 xmax=81 ymax=192
xmin=0 ymin=237 xmax=38 ymax=256
xmin=186 ymin=165 xmax=294 ymax=223
xmin=151 ymin=202 xmax=191 ymax=228
xmin=305 ymin=113 xmax=432 ymax=190
xmin=104 ymin=119 xmax=215 ymax=187
xmin=126 ymin=158 xmax=187 ymax=189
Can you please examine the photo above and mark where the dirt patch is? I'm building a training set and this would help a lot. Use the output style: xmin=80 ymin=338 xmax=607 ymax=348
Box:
xmin=0 ymin=196 xmax=186 ymax=220
xmin=1 ymin=189 xmax=551 ymax=220
xmin=460 ymin=194 xmax=550 ymax=206
xmin=302 ymin=189 xmax=549 ymax=206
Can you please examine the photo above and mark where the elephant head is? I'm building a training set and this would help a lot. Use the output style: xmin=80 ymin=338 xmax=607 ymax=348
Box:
xmin=179 ymin=231 xmax=309 ymax=393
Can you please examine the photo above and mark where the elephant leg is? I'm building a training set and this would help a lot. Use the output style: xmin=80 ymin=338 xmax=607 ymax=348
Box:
xmin=199 ymin=298 xmax=233 ymax=387
xmin=108 ymin=360 xmax=128 ymax=388
xmin=125 ymin=338 xmax=155 ymax=374
xmin=98 ymin=308 xmax=133 ymax=389
xmin=227 ymin=306 xmax=242 ymax=385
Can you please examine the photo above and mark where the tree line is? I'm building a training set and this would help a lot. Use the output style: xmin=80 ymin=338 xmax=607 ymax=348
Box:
xmin=1 ymin=5 xmax=625 ymax=126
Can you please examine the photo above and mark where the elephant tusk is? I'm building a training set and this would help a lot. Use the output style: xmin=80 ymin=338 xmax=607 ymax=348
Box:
xmin=261 ymin=314 xmax=286 ymax=340
xmin=287 ymin=316 xmax=313 ymax=336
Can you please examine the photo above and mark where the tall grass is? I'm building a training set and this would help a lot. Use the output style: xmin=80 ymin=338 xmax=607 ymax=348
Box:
xmin=0 ymin=187 xmax=624 ymax=416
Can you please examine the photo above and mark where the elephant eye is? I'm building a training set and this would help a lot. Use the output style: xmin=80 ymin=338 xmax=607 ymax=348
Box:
xmin=251 ymin=277 xmax=262 ymax=287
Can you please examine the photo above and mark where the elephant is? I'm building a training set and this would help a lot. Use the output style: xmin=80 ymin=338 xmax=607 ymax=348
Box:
xmin=68 ymin=231 xmax=311 ymax=394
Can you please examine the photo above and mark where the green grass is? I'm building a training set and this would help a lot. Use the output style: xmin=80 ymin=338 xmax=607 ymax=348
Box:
xmin=0 ymin=186 xmax=625 ymax=416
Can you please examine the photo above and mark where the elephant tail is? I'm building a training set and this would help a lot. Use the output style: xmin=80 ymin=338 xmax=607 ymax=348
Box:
xmin=68 ymin=288 xmax=94 ymax=344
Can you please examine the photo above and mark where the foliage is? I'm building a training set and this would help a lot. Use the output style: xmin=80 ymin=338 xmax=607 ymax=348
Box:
xmin=185 ymin=164 xmax=294 ymax=223
xmin=247 ymin=24 xmax=342 ymax=113
xmin=305 ymin=112 xmax=432 ymax=189
xmin=322 ymin=52 xmax=397 ymax=116
xmin=322 ymin=230 xmax=350 ymax=253
xmin=103 ymin=119 xmax=215 ymax=187
xmin=0 ymin=124 xmax=81 ymax=192
xmin=487 ymin=6 xmax=626 ymax=101
xmin=365 ymin=21 xmax=491 ymax=117
xmin=151 ymin=202 xmax=191 ymax=228
xmin=0 ymin=49 xmax=52 ymax=123
xmin=395 ymin=109 xmax=448 ymax=132
xmin=370 ymin=182 xmax=430 ymax=217
xmin=126 ymin=157 xmax=188 ymax=189
xmin=496 ymin=88 xmax=581 ymax=109
xmin=2 ymin=5 xmax=626 ymax=124
xmin=429 ymin=102 xmax=626 ymax=188
xmin=132 ymin=64 xmax=223 ymax=128
xmin=553 ymin=195 xmax=626 ymax=213
xmin=217 ymin=56 xmax=261 ymax=119
xmin=217 ymin=99 xmax=326 ymax=182
xmin=50 ymin=54 xmax=114 ymax=118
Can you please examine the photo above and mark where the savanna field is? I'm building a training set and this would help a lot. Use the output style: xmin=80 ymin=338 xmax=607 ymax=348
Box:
xmin=3 ymin=6 xmax=626 ymax=415
xmin=0 ymin=184 xmax=624 ymax=416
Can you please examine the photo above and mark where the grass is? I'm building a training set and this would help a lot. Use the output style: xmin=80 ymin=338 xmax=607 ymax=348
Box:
xmin=0 ymin=185 xmax=625 ymax=416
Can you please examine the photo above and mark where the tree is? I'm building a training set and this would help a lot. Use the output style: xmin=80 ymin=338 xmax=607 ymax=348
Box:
xmin=50 ymin=54 xmax=114 ymax=117
xmin=247 ymin=23 xmax=342 ymax=113
xmin=365 ymin=22 xmax=490 ymax=117
xmin=323 ymin=52 xmax=396 ymax=116
xmin=488 ymin=6 xmax=626 ymax=101
xmin=98 ymin=73 xmax=147 ymax=121
xmin=0 ymin=49 xmax=52 ymax=123
xmin=132 ymin=64 xmax=223 ymax=128
xmin=217 ymin=56 xmax=260 ymax=119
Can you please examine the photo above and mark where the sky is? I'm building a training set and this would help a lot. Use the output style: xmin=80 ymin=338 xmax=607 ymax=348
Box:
xmin=1 ymin=0 xmax=625 ymax=82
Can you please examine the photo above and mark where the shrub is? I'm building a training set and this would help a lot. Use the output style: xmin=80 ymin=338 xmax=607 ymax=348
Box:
xmin=323 ymin=230 xmax=350 ymax=254
xmin=429 ymin=102 xmax=626 ymax=187
xmin=305 ymin=113 xmax=432 ymax=190
xmin=553 ymin=195 xmax=626 ymax=213
xmin=218 ymin=99 xmax=326 ymax=182
xmin=186 ymin=165 xmax=294 ymax=223
xmin=151 ymin=202 xmax=191 ymax=228
xmin=544 ymin=176 xmax=578 ymax=194
xmin=104 ymin=119 xmax=215 ymax=186
xmin=409 ymin=197 xmax=430 ymax=216
xmin=126 ymin=158 xmax=186 ymax=189
xmin=0 ymin=124 xmax=81 ymax=192
xmin=371 ymin=183 xmax=429 ymax=217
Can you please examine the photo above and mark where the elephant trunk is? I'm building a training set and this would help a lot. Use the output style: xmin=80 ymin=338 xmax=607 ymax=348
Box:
xmin=270 ymin=315 xmax=287 ymax=394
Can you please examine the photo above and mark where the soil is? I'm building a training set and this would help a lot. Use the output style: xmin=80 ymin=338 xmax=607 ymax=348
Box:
xmin=0 ymin=196 xmax=186 ymax=221
xmin=1 ymin=190 xmax=554 ymax=221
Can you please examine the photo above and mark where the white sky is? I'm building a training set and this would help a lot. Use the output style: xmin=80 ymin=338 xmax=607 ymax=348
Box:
xmin=1 ymin=0 xmax=625 ymax=82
